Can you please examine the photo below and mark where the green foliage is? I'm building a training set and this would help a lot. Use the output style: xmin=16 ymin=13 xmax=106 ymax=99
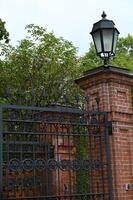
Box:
xmin=0 ymin=18 xmax=10 ymax=103
xmin=78 ymin=42 xmax=102 ymax=72
xmin=1 ymin=22 xmax=133 ymax=106
xmin=111 ymin=34 xmax=133 ymax=71
xmin=75 ymin=130 xmax=90 ymax=194
xmin=0 ymin=18 xmax=9 ymax=43
xmin=0 ymin=24 xmax=81 ymax=105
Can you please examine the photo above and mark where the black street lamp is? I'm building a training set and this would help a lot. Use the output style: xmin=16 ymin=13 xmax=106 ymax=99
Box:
xmin=90 ymin=11 xmax=120 ymax=65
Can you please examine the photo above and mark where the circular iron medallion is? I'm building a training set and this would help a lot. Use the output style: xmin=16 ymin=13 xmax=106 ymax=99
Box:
xmin=71 ymin=160 xmax=81 ymax=171
xmin=8 ymin=159 xmax=22 ymax=172
xmin=23 ymin=159 xmax=34 ymax=171
xmin=59 ymin=160 xmax=70 ymax=171
xmin=47 ymin=159 xmax=58 ymax=170
xmin=35 ymin=159 xmax=46 ymax=171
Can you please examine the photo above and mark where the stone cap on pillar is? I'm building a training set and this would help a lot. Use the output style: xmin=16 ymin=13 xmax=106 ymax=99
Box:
xmin=75 ymin=65 xmax=133 ymax=90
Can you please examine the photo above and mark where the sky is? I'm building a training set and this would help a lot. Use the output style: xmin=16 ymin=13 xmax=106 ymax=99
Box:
xmin=0 ymin=0 xmax=133 ymax=55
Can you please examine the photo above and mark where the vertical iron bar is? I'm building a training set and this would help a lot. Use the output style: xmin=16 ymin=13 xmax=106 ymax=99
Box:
xmin=47 ymin=142 xmax=51 ymax=195
xmin=47 ymin=124 xmax=53 ymax=195
xmin=89 ymin=123 xmax=93 ymax=194
xmin=0 ymin=106 xmax=3 ymax=199
xmin=86 ymin=127 xmax=90 ymax=193
xmin=14 ymin=114 xmax=17 ymax=198
xmin=98 ymin=114 xmax=105 ymax=195
xmin=45 ymin=129 xmax=48 ymax=195
xmin=50 ymin=133 xmax=53 ymax=195
xmin=104 ymin=113 xmax=113 ymax=200
xmin=56 ymin=124 xmax=60 ymax=196
xmin=68 ymin=131 xmax=72 ymax=194
xmin=32 ymin=110 xmax=36 ymax=196
xmin=7 ymin=112 xmax=10 ymax=196
xmin=76 ymin=123 xmax=81 ymax=193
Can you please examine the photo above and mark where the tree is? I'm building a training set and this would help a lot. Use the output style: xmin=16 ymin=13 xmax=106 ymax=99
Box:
xmin=111 ymin=34 xmax=133 ymax=70
xmin=78 ymin=42 xmax=102 ymax=72
xmin=0 ymin=18 xmax=10 ymax=103
xmin=0 ymin=18 xmax=9 ymax=43
xmin=1 ymin=24 xmax=133 ymax=106
xmin=0 ymin=24 xmax=82 ymax=105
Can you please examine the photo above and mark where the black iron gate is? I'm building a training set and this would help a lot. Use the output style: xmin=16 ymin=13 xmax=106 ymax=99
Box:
xmin=0 ymin=104 xmax=113 ymax=200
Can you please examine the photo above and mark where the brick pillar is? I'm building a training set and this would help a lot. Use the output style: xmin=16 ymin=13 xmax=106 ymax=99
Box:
xmin=75 ymin=65 xmax=133 ymax=200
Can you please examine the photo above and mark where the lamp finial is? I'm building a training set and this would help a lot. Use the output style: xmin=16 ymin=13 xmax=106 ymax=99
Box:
xmin=101 ymin=11 xmax=107 ymax=19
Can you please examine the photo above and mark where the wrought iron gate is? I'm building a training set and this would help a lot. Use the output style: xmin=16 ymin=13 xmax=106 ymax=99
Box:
xmin=0 ymin=104 xmax=113 ymax=200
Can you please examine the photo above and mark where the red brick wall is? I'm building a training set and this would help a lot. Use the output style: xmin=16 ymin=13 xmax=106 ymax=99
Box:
xmin=76 ymin=66 xmax=133 ymax=199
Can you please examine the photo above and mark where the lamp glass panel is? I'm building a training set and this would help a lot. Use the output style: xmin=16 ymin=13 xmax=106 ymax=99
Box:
xmin=102 ymin=29 xmax=113 ymax=52
xmin=113 ymin=30 xmax=119 ymax=54
xmin=93 ymin=31 xmax=102 ymax=53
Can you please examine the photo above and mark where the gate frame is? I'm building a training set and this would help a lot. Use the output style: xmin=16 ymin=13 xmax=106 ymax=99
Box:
xmin=0 ymin=103 xmax=113 ymax=200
